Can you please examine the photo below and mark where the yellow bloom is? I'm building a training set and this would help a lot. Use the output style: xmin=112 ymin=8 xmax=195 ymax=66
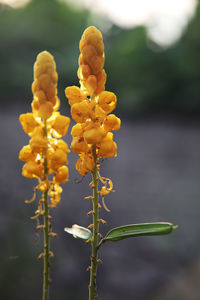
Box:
xmin=103 ymin=114 xmax=121 ymax=131
xmin=71 ymin=101 xmax=91 ymax=123
xmin=19 ymin=145 xmax=35 ymax=162
xmin=19 ymin=113 xmax=39 ymax=135
xmin=71 ymin=123 xmax=83 ymax=137
xmin=71 ymin=137 xmax=88 ymax=154
xmin=56 ymin=140 xmax=70 ymax=154
xmin=83 ymin=126 xmax=107 ymax=145
xmin=54 ymin=166 xmax=69 ymax=184
xmin=50 ymin=148 xmax=68 ymax=171
xmin=22 ymin=160 xmax=43 ymax=178
xmin=29 ymin=127 xmax=48 ymax=154
xmin=97 ymin=91 xmax=117 ymax=114
xmin=65 ymin=86 xmax=85 ymax=106
xmin=52 ymin=114 xmax=70 ymax=137
xmin=98 ymin=132 xmax=117 ymax=158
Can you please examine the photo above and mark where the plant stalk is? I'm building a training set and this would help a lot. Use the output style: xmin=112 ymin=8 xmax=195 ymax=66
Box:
xmin=89 ymin=145 xmax=99 ymax=300
xmin=43 ymin=121 xmax=50 ymax=300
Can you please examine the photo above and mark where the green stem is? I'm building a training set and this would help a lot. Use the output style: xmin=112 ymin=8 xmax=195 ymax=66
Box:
xmin=89 ymin=145 xmax=99 ymax=300
xmin=43 ymin=121 xmax=50 ymax=300
xmin=43 ymin=186 xmax=50 ymax=300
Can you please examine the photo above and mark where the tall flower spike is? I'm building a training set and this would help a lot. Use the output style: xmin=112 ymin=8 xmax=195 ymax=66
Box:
xmin=19 ymin=51 xmax=70 ymax=300
xmin=65 ymin=26 xmax=121 ymax=300
xmin=65 ymin=26 xmax=120 ymax=188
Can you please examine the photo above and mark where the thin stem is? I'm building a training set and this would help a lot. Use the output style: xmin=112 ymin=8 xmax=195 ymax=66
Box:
xmin=43 ymin=121 xmax=50 ymax=300
xmin=89 ymin=145 xmax=99 ymax=300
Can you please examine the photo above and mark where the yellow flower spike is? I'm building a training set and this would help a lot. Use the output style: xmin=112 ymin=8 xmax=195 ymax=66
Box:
xmin=65 ymin=27 xmax=121 ymax=300
xmin=103 ymin=114 xmax=121 ymax=132
xmin=19 ymin=50 xmax=70 ymax=300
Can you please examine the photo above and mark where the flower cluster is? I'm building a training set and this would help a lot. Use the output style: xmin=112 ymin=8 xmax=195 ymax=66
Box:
xmin=19 ymin=51 xmax=70 ymax=208
xmin=65 ymin=26 xmax=120 ymax=196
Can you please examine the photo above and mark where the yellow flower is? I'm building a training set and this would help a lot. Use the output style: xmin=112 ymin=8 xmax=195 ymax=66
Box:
xmin=22 ymin=160 xmax=43 ymax=178
xmin=56 ymin=140 xmax=70 ymax=154
xmin=19 ymin=145 xmax=35 ymax=162
xmin=83 ymin=126 xmax=107 ymax=145
xmin=97 ymin=91 xmax=117 ymax=114
xmin=50 ymin=148 xmax=68 ymax=171
xmin=103 ymin=114 xmax=121 ymax=131
xmin=29 ymin=127 xmax=48 ymax=154
xmin=54 ymin=166 xmax=69 ymax=184
xmin=19 ymin=113 xmax=39 ymax=135
xmin=98 ymin=132 xmax=117 ymax=158
xmin=71 ymin=137 xmax=88 ymax=154
xmin=52 ymin=114 xmax=70 ymax=137
xmin=71 ymin=123 xmax=83 ymax=137
xmin=65 ymin=86 xmax=85 ymax=106
xmin=71 ymin=101 xmax=91 ymax=123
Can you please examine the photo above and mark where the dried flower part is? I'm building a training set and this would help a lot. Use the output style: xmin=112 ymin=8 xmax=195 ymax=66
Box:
xmin=19 ymin=51 xmax=70 ymax=208
xmin=65 ymin=26 xmax=120 ymax=179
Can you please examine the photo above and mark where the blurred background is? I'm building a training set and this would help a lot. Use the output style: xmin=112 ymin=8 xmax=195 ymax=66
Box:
xmin=1 ymin=0 xmax=200 ymax=299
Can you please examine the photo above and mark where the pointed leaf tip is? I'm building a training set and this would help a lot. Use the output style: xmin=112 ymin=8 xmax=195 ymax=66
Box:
xmin=64 ymin=224 xmax=92 ymax=241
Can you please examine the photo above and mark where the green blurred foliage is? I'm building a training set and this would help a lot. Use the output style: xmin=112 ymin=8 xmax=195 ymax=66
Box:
xmin=0 ymin=0 xmax=200 ymax=114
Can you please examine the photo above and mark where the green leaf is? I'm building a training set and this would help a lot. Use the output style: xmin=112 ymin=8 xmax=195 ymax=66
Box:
xmin=101 ymin=222 xmax=177 ymax=244
xmin=64 ymin=224 xmax=92 ymax=241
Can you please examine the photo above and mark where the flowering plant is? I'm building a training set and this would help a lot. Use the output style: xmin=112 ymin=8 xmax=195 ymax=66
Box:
xmin=19 ymin=26 xmax=177 ymax=300
xmin=64 ymin=26 xmax=177 ymax=300
xmin=19 ymin=51 xmax=70 ymax=300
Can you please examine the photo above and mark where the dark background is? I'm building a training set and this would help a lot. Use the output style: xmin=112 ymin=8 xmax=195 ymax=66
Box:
xmin=1 ymin=0 xmax=200 ymax=299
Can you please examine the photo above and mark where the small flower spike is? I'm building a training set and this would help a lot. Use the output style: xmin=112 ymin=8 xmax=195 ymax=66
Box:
xmin=19 ymin=51 xmax=70 ymax=209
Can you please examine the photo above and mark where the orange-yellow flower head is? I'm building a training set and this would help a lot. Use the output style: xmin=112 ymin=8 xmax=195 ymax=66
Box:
xmin=19 ymin=51 xmax=70 ymax=208
xmin=65 ymin=26 xmax=120 ymax=193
